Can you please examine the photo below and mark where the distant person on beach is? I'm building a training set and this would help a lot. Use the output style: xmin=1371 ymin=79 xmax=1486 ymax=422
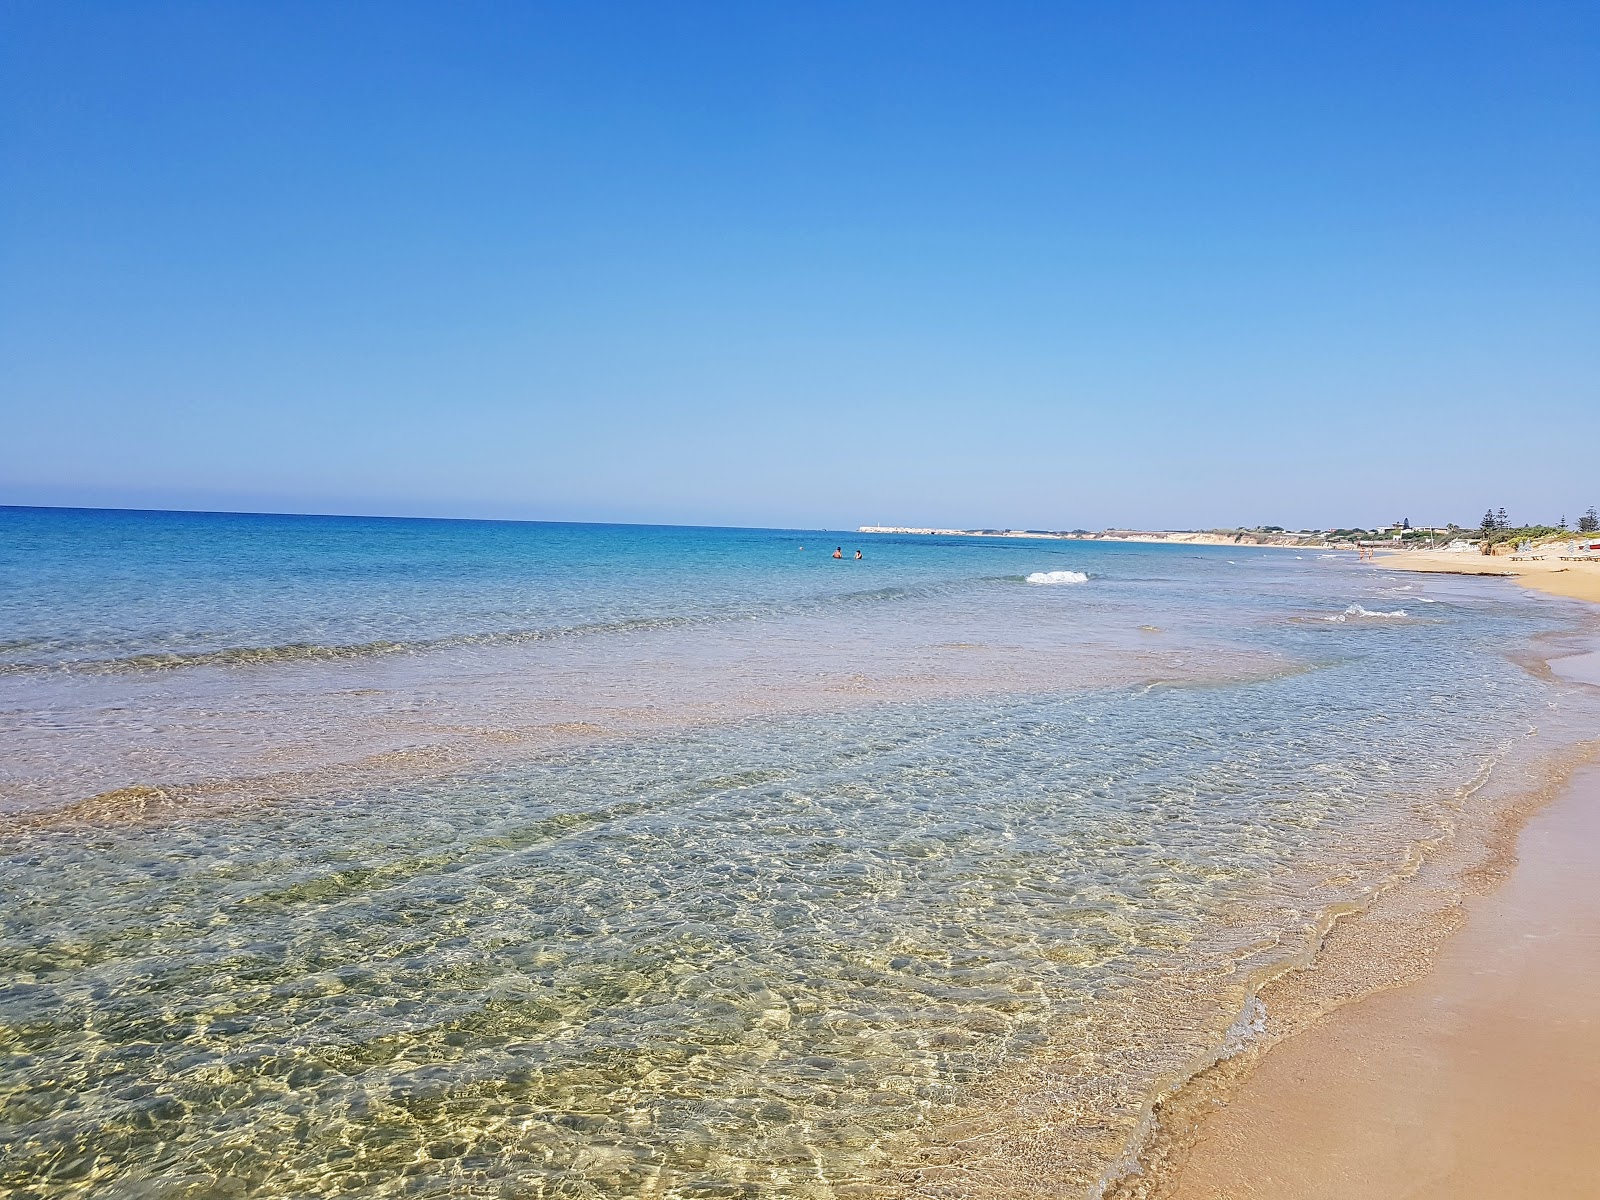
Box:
xmin=854 ymin=550 xmax=863 ymax=560
xmin=832 ymin=547 xmax=843 ymax=558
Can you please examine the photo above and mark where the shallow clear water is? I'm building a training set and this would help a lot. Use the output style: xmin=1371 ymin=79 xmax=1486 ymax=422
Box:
xmin=1 ymin=508 xmax=1594 ymax=1197
xmin=0 ymin=509 xmax=1184 ymax=671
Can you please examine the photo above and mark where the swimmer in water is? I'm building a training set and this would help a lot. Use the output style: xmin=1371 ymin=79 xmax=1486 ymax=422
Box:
xmin=832 ymin=547 xmax=843 ymax=559
xmin=854 ymin=550 xmax=862 ymax=560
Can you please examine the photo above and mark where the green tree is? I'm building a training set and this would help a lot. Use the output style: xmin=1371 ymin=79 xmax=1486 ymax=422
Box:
xmin=1580 ymin=507 xmax=1599 ymax=534
xmin=1480 ymin=509 xmax=1498 ymax=538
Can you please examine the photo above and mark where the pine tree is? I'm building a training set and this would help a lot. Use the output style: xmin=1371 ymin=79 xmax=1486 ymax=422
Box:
xmin=1559 ymin=515 xmax=1568 ymax=530
xmin=1480 ymin=508 xmax=1497 ymax=538
xmin=1580 ymin=507 xmax=1600 ymax=534
xmin=1496 ymin=507 xmax=1509 ymax=530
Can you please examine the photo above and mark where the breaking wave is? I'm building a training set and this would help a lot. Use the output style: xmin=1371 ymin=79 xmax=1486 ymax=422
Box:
xmin=1026 ymin=570 xmax=1090 ymax=585
xmin=1324 ymin=604 xmax=1409 ymax=622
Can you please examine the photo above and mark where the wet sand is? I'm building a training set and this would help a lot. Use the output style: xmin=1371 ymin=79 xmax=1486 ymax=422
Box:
xmin=1155 ymin=761 xmax=1600 ymax=1199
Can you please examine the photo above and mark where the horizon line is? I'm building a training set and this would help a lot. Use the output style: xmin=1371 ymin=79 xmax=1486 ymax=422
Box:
xmin=2 ymin=501 xmax=1472 ymax=536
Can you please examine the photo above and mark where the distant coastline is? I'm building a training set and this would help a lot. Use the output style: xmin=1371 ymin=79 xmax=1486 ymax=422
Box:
xmin=857 ymin=525 xmax=1338 ymax=548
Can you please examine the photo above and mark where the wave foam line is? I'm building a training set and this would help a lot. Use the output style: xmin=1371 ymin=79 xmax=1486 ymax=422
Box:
xmin=1324 ymin=604 xmax=1408 ymax=622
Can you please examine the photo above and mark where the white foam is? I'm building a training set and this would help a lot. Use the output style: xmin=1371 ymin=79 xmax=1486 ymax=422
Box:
xmin=1323 ymin=604 xmax=1409 ymax=622
xmin=1220 ymin=997 xmax=1268 ymax=1059
xmin=1026 ymin=570 xmax=1089 ymax=585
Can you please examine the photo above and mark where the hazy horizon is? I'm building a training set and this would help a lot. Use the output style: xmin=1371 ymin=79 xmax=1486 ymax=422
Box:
xmin=0 ymin=499 xmax=1541 ymax=536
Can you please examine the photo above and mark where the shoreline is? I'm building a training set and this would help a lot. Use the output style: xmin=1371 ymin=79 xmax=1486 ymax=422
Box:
xmin=858 ymin=526 xmax=1329 ymax=549
xmin=883 ymin=571 xmax=1600 ymax=1199
xmin=892 ymin=727 xmax=1599 ymax=1200
xmin=1100 ymin=743 xmax=1597 ymax=1199
xmin=1375 ymin=548 xmax=1600 ymax=604
xmin=1095 ymin=596 xmax=1600 ymax=1197
xmin=1149 ymin=757 xmax=1600 ymax=1199
xmin=12 ymin=513 xmax=1597 ymax=1197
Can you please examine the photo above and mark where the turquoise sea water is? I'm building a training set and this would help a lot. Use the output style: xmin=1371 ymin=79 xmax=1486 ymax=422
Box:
xmin=1 ymin=507 xmax=1594 ymax=1197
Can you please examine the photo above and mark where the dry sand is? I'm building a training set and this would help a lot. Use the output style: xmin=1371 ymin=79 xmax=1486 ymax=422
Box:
xmin=1375 ymin=548 xmax=1600 ymax=604
xmin=1160 ymin=763 xmax=1600 ymax=1200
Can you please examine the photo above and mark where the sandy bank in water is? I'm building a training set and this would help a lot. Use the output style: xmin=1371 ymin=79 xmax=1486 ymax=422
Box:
xmin=0 ymin=610 xmax=1277 ymax=820
xmin=1154 ymin=760 xmax=1600 ymax=1199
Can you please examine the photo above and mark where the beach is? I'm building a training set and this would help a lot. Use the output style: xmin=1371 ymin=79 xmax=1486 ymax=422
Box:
xmin=1105 ymin=564 xmax=1600 ymax=1199
xmin=1156 ymin=763 xmax=1600 ymax=1199
xmin=859 ymin=527 xmax=1329 ymax=549
xmin=7 ymin=1 xmax=1591 ymax=1195
xmin=4 ymin=511 xmax=1599 ymax=1198
xmin=1376 ymin=547 xmax=1600 ymax=604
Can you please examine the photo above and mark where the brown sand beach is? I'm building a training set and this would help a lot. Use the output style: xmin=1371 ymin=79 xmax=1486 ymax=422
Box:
xmin=1135 ymin=759 xmax=1600 ymax=1200
xmin=1107 ymin=560 xmax=1600 ymax=1198
xmin=1375 ymin=547 xmax=1600 ymax=605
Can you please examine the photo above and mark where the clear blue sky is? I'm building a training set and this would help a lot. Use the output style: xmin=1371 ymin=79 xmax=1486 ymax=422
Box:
xmin=2 ymin=2 xmax=1595 ymax=531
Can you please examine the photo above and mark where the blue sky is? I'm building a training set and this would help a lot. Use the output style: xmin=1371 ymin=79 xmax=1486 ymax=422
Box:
xmin=2 ymin=2 xmax=1595 ymax=531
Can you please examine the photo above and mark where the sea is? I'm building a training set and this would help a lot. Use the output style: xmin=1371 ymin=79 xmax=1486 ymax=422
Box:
xmin=2 ymin=506 xmax=1596 ymax=1198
